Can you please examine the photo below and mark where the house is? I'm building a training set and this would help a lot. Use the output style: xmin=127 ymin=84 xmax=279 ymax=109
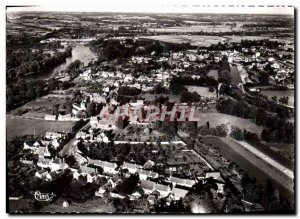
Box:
xmin=45 ymin=132 xmax=63 ymax=139
xmin=137 ymin=169 xmax=159 ymax=180
xmin=49 ymin=158 xmax=69 ymax=172
xmin=79 ymin=69 xmax=92 ymax=80
xmin=99 ymin=132 xmax=109 ymax=143
xmin=143 ymin=160 xmax=155 ymax=170
xmin=75 ymin=152 xmax=88 ymax=165
xmin=23 ymin=140 xmax=40 ymax=151
xmin=87 ymin=93 xmax=106 ymax=104
xmin=154 ymin=183 xmax=171 ymax=198
xmin=130 ymin=187 xmax=144 ymax=200
xmin=95 ymin=187 xmax=109 ymax=197
xmin=44 ymin=114 xmax=56 ymax=121
xmin=35 ymin=169 xmax=52 ymax=181
xmin=140 ymin=180 xmax=156 ymax=194
xmin=88 ymin=159 xmax=118 ymax=175
xmin=110 ymin=98 xmax=119 ymax=106
xmin=37 ymin=157 xmax=52 ymax=169
xmin=20 ymin=159 xmax=34 ymax=165
xmin=129 ymin=100 xmax=144 ymax=107
xmin=51 ymin=138 xmax=60 ymax=149
xmin=72 ymin=102 xmax=86 ymax=116
xmin=80 ymin=165 xmax=97 ymax=175
xmin=76 ymin=131 xmax=92 ymax=140
xmin=108 ymin=175 xmax=122 ymax=188
xmin=35 ymin=145 xmax=51 ymax=158
xmin=165 ymin=176 xmax=195 ymax=188
xmin=121 ymin=162 xmax=143 ymax=174
xmin=205 ymin=171 xmax=225 ymax=193
xmin=147 ymin=194 xmax=157 ymax=205
xmin=90 ymin=117 xmax=116 ymax=130
xmin=170 ymin=187 xmax=189 ymax=200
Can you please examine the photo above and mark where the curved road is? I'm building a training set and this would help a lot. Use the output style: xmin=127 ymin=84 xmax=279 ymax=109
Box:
xmin=59 ymin=121 xmax=91 ymax=157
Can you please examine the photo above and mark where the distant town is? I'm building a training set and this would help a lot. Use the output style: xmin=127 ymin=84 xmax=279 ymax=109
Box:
xmin=7 ymin=10 xmax=294 ymax=214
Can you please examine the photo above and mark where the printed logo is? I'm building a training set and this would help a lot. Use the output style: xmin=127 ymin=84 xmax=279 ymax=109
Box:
xmin=34 ymin=191 xmax=56 ymax=202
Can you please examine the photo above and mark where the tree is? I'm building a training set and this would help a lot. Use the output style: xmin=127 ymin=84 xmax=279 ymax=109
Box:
xmin=180 ymin=91 xmax=200 ymax=103
xmin=230 ymin=126 xmax=244 ymax=140
xmin=86 ymin=102 xmax=96 ymax=117
xmin=114 ymin=173 xmax=139 ymax=195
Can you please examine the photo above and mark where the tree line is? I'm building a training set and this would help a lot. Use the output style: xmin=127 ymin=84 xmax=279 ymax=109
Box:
xmin=216 ymin=98 xmax=294 ymax=143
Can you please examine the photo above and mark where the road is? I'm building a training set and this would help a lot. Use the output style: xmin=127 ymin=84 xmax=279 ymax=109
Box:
xmin=58 ymin=121 xmax=91 ymax=157
xmin=233 ymin=139 xmax=294 ymax=179
xmin=201 ymin=136 xmax=294 ymax=203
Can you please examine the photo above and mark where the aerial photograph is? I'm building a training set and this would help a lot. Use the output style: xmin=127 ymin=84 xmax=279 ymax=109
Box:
xmin=6 ymin=4 xmax=295 ymax=214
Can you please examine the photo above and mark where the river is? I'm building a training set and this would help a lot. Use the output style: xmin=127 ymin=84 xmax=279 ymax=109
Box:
xmin=24 ymin=43 xmax=97 ymax=81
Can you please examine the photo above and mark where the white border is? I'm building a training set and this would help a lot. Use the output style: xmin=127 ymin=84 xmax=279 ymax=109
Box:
xmin=1 ymin=0 xmax=299 ymax=218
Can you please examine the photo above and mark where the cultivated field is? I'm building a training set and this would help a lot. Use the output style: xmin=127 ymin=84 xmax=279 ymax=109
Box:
xmin=141 ymin=35 xmax=271 ymax=47
xmin=6 ymin=117 xmax=76 ymax=140
xmin=149 ymin=25 xmax=242 ymax=33
xmin=140 ymin=35 xmax=226 ymax=47
xmin=224 ymin=35 xmax=270 ymax=42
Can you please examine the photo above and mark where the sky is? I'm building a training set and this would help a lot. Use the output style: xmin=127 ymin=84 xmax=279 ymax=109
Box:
xmin=6 ymin=3 xmax=294 ymax=15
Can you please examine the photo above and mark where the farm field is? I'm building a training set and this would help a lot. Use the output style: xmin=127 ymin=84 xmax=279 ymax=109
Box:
xmin=140 ymin=35 xmax=226 ymax=47
xmin=141 ymin=35 xmax=271 ymax=47
xmin=224 ymin=35 xmax=270 ymax=42
xmin=148 ymin=25 xmax=242 ymax=33
xmin=6 ymin=117 xmax=76 ymax=140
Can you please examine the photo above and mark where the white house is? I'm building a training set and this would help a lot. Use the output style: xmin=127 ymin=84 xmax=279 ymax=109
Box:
xmin=170 ymin=188 xmax=189 ymax=200
xmin=154 ymin=183 xmax=171 ymax=198
xmin=23 ymin=140 xmax=41 ymax=151
xmin=37 ymin=157 xmax=52 ymax=169
xmin=136 ymin=169 xmax=159 ymax=180
xmin=88 ymin=159 xmax=118 ymax=175
xmin=166 ymin=176 xmax=195 ymax=188
xmin=49 ymin=158 xmax=69 ymax=172
xmin=45 ymin=132 xmax=63 ymax=139
xmin=205 ymin=171 xmax=225 ymax=194
xmin=35 ymin=169 xmax=52 ymax=181
xmin=140 ymin=180 xmax=156 ymax=195
xmin=121 ymin=162 xmax=143 ymax=174
xmin=79 ymin=69 xmax=92 ymax=80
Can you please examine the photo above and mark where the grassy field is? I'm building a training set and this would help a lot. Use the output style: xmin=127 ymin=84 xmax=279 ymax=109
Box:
xmin=141 ymin=35 xmax=271 ymax=47
xmin=6 ymin=117 xmax=76 ymax=140
xmin=197 ymin=113 xmax=264 ymax=135
xmin=39 ymin=198 xmax=115 ymax=213
xmin=8 ymin=94 xmax=69 ymax=118
xmin=185 ymin=86 xmax=217 ymax=99
xmin=141 ymin=94 xmax=181 ymax=103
